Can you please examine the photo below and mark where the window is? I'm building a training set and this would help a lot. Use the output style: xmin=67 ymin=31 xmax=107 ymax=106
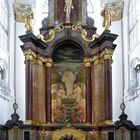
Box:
xmin=128 ymin=0 xmax=140 ymax=51
xmin=0 ymin=59 xmax=10 ymax=97
xmin=42 ymin=0 xmax=49 ymax=19
xmin=87 ymin=0 xmax=94 ymax=18
xmin=0 ymin=0 xmax=10 ymax=100
xmin=0 ymin=0 xmax=9 ymax=50
xmin=128 ymin=0 xmax=140 ymax=100
xmin=0 ymin=66 xmax=4 ymax=80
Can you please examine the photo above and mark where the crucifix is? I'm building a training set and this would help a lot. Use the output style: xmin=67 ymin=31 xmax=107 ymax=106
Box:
xmin=64 ymin=0 xmax=74 ymax=23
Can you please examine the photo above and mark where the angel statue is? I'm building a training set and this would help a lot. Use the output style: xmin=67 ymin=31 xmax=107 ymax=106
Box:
xmin=101 ymin=5 xmax=111 ymax=30
xmin=25 ymin=14 xmax=32 ymax=33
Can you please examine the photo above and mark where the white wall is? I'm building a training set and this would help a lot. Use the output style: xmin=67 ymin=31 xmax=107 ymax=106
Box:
xmin=111 ymin=21 xmax=124 ymax=122
xmin=0 ymin=0 xmax=15 ymax=124
xmin=101 ymin=0 xmax=140 ymax=126
xmin=121 ymin=0 xmax=140 ymax=125
xmin=15 ymin=22 xmax=26 ymax=121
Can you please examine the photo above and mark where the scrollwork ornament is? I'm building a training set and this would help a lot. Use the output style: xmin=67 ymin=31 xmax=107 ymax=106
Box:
xmin=37 ymin=23 xmax=64 ymax=44
xmin=37 ymin=29 xmax=55 ymax=44
xmin=72 ymin=22 xmax=99 ymax=42
xmin=81 ymin=29 xmax=99 ymax=42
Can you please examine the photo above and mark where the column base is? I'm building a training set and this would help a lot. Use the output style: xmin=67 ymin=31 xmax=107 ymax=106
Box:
xmin=24 ymin=120 xmax=33 ymax=125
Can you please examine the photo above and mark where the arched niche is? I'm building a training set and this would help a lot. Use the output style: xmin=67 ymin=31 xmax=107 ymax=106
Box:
xmin=51 ymin=41 xmax=86 ymax=123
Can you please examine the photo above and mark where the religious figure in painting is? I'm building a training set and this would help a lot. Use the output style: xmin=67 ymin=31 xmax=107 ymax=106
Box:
xmin=101 ymin=5 xmax=111 ymax=30
xmin=62 ymin=68 xmax=76 ymax=97
xmin=64 ymin=0 xmax=74 ymax=22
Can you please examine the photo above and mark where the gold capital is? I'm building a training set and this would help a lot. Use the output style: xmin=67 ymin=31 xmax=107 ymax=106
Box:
xmin=92 ymin=55 xmax=103 ymax=65
xmin=24 ymin=49 xmax=36 ymax=61
xmin=84 ymin=58 xmax=92 ymax=67
xmin=44 ymin=58 xmax=53 ymax=68
xmin=100 ymin=49 xmax=113 ymax=60
xmin=37 ymin=56 xmax=44 ymax=66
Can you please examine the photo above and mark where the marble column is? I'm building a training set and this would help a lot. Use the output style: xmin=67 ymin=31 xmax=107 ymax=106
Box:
xmin=92 ymin=55 xmax=105 ymax=125
xmin=84 ymin=58 xmax=92 ymax=123
xmin=32 ymin=56 xmax=46 ymax=123
xmin=44 ymin=58 xmax=53 ymax=123
xmin=102 ymin=49 xmax=113 ymax=122
xmin=24 ymin=50 xmax=36 ymax=122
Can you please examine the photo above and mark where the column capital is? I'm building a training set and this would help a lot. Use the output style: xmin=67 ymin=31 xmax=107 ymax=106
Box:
xmin=100 ymin=49 xmax=113 ymax=60
xmin=44 ymin=58 xmax=53 ymax=68
xmin=24 ymin=49 xmax=36 ymax=61
xmin=84 ymin=58 xmax=92 ymax=67
xmin=36 ymin=56 xmax=44 ymax=66
xmin=92 ymin=55 xmax=104 ymax=65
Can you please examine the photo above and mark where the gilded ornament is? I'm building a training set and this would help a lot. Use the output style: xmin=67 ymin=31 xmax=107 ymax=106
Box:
xmin=44 ymin=58 xmax=53 ymax=68
xmin=72 ymin=22 xmax=99 ymax=42
xmin=92 ymin=55 xmax=102 ymax=65
xmin=25 ymin=14 xmax=32 ymax=33
xmin=24 ymin=49 xmax=36 ymax=61
xmin=37 ymin=56 xmax=44 ymax=66
xmin=37 ymin=30 xmax=55 ymax=44
xmin=100 ymin=49 xmax=113 ymax=60
xmin=101 ymin=5 xmax=111 ymax=30
xmin=52 ymin=126 xmax=86 ymax=140
xmin=37 ymin=23 xmax=64 ymax=44
xmin=81 ymin=29 xmax=99 ymax=42
xmin=84 ymin=58 xmax=92 ymax=67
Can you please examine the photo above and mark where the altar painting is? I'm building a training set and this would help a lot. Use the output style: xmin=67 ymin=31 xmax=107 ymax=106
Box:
xmin=51 ymin=44 xmax=86 ymax=123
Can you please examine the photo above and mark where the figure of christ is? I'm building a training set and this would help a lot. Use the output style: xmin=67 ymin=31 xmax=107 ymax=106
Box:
xmin=64 ymin=0 xmax=74 ymax=23
xmin=62 ymin=69 xmax=76 ymax=97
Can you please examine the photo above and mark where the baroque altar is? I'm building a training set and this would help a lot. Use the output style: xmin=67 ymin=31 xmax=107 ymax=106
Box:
xmin=1 ymin=0 xmax=136 ymax=140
